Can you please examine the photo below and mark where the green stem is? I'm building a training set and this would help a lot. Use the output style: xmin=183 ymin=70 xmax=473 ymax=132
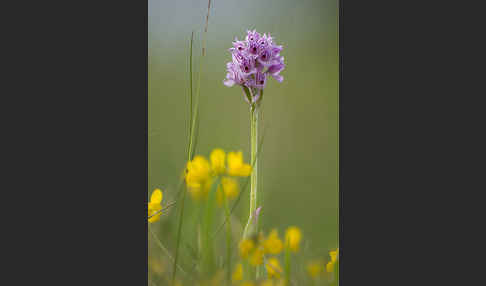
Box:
xmin=187 ymin=32 xmax=193 ymax=158
xmin=223 ymin=192 xmax=232 ymax=285
xmin=242 ymin=103 xmax=259 ymax=239
xmin=284 ymin=244 xmax=291 ymax=285
xmin=201 ymin=178 xmax=219 ymax=276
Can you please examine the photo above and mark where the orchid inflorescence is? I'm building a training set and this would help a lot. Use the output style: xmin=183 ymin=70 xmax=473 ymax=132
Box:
xmin=224 ymin=30 xmax=285 ymax=104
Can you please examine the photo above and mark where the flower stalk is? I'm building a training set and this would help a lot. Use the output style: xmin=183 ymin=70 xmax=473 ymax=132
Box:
xmin=223 ymin=29 xmax=284 ymax=241
xmin=243 ymin=100 xmax=259 ymax=239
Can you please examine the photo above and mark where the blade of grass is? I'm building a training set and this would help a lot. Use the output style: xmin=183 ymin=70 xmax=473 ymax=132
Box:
xmin=172 ymin=31 xmax=199 ymax=284
xmin=149 ymin=225 xmax=187 ymax=277
xmin=173 ymin=0 xmax=212 ymax=280
xmin=188 ymin=1 xmax=211 ymax=161
xmin=285 ymin=245 xmax=290 ymax=285
xmin=223 ymin=191 xmax=232 ymax=285
xmin=147 ymin=201 xmax=177 ymax=219
xmin=172 ymin=183 xmax=188 ymax=284
xmin=187 ymin=31 xmax=194 ymax=158
xmin=201 ymin=177 xmax=220 ymax=277
xmin=191 ymin=105 xmax=201 ymax=158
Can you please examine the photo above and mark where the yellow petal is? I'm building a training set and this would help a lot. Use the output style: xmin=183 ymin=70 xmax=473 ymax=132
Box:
xmin=264 ymin=229 xmax=283 ymax=255
xmin=330 ymin=249 xmax=338 ymax=262
xmin=285 ymin=226 xmax=302 ymax=252
xmin=227 ymin=151 xmax=252 ymax=177
xmin=326 ymin=261 xmax=335 ymax=273
xmin=185 ymin=156 xmax=211 ymax=183
xmin=210 ymin=148 xmax=226 ymax=175
xmin=236 ymin=164 xmax=252 ymax=177
xmin=148 ymin=202 xmax=162 ymax=223
xmin=265 ymin=257 xmax=283 ymax=278
xmin=239 ymin=239 xmax=255 ymax=258
xmin=150 ymin=189 xmax=163 ymax=204
xmin=249 ymin=247 xmax=264 ymax=266
xmin=232 ymin=263 xmax=243 ymax=282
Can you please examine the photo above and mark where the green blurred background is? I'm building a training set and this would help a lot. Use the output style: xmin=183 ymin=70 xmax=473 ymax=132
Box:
xmin=148 ymin=0 xmax=338 ymax=270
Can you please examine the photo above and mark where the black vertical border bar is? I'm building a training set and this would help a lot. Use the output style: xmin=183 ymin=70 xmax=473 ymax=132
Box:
xmin=145 ymin=0 xmax=149 ymax=281
xmin=7 ymin=0 xmax=150 ymax=283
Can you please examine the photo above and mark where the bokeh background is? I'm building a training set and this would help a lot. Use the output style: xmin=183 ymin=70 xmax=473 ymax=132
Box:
xmin=149 ymin=0 xmax=338 ymax=277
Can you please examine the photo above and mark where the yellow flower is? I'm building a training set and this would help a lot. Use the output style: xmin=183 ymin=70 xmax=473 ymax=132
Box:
xmin=216 ymin=176 xmax=240 ymax=206
xmin=285 ymin=226 xmax=302 ymax=252
xmin=326 ymin=261 xmax=335 ymax=273
xmin=227 ymin=151 xmax=252 ymax=177
xmin=263 ymin=229 xmax=283 ymax=255
xmin=265 ymin=257 xmax=283 ymax=278
xmin=249 ymin=247 xmax=264 ymax=266
xmin=232 ymin=263 xmax=243 ymax=282
xmin=241 ymin=282 xmax=256 ymax=286
xmin=185 ymin=155 xmax=211 ymax=187
xmin=239 ymin=238 xmax=255 ymax=258
xmin=185 ymin=155 xmax=212 ymax=200
xmin=306 ymin=260 xmax=323 ymax=278
xmin=329 ymin=248 xmax=339 ymax=262
xmin=148 ymin=189 xmax=163 ymax=223
xmin=326 ymin=248 xmax=339 ymax=273
xmin=210 ymin=148 xmax=226 ymax=175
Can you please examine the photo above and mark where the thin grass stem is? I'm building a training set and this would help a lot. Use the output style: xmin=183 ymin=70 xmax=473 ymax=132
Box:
xmin=187 ymin=31 xmax=194 ymax=158
xmin=171 ymin=185 xmax=188 ymax=284
xmin=147 ymin=201 xmax=177 ymax=219
xmin=223 ymin=191 xmax=232 ymax=285
xmin=149 ymin=225 xmax=187 ymax=277
xmin=284 ymin=243 xmax=291 ymax=285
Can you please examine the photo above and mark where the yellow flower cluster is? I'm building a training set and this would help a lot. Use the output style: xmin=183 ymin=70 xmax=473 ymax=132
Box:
xmin=211 ymin=148 xmax=252 ymax=177
xmin=305 ymin=248 xmax=338 ymax=280
xmin=326 ymin=248 xmax=339 ymax=273
xmin=238 ymin=229 xmax=285 ymax=265
xmin=148 ymin=188 xmax=163 ymax=223
xmin=185 ymin=148 xmax=251 ymax=202
xmin=233 ymin=227 xmax=297 ymax=283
